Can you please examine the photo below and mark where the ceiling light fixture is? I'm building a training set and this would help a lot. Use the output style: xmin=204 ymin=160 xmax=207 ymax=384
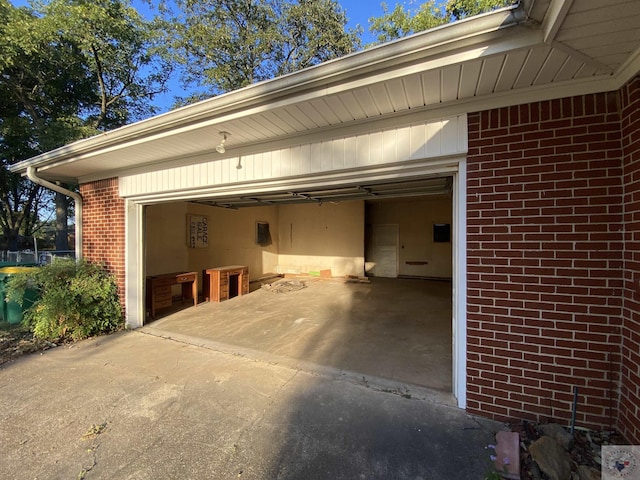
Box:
xmin=216 ymin=131 xmax=230 ymax=154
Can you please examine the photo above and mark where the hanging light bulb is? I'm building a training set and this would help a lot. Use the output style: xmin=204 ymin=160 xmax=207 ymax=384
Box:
xmin=216 ymin=131 xmax=230 ymax=154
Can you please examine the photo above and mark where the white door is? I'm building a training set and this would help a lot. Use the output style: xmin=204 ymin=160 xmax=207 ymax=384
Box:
xmin=372 ymin=224 xmax=398 ymax=278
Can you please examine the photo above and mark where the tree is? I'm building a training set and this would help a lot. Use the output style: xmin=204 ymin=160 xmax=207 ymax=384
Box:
xmin=155 ymin=0 xmax=361 ymax=102
xmin=446 ymin=0 xmax=514 ymax=20
xmin=0 ymin=0 xmax=170 ymax=251
xmin=275 ymin=0 xmax=362 ymax=76
xmin=40 ymin=0 xmax=171 ymax=130
xmin=369 ymin=1 xmax=446 ymax=44
xmin=368 ymin=0 xmax=514 ymax=44
xmin=0 ymin=0 xmax=95 ymax=250
xmin=36 ymin=0 xmax=171 ymax=251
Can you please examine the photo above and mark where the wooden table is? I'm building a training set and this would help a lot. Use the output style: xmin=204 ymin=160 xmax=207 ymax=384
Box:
xmin=203 ymin=266 xmax=249 ymax=302
xmin=146 ymin=271 xmax=198 ymax=318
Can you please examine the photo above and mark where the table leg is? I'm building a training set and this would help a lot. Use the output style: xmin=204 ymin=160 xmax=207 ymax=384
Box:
xmin=193 ymin=279 xmax=198 ymax=306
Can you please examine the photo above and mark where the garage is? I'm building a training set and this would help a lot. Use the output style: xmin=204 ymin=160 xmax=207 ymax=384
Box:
xmin=115 ymin=112 xmax=469 ymax=413
xmin=13 ymin=67 xmax=471 ymax=406
xmin=12 ymin=0 xmax=640 ymax=441
xmin=12 ymin=9 xmax=489 ymax=411
xmin=142 ymin=175 xmax=456 ymax=396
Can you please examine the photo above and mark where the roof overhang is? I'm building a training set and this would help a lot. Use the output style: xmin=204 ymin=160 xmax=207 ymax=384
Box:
xmin=9 ymin=0 xmax=640 ymax=183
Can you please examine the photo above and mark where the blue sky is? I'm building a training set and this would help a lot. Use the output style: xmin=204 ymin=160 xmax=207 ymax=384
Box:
xmin=333 ymin=0 xmax=391 ymax=43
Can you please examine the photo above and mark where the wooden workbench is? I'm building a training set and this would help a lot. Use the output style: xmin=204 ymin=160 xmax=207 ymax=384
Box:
xmin=146 ymin=271 xmax=198 ymax=318
xmin=202 ymin=266 xmax=249 ymax=302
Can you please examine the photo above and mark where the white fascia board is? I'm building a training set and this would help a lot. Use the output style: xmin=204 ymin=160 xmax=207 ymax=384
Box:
xmin=79 ymin=110 xmax=458 ymax=183
xmin=74 ymin=73 xmax=616 ymax=185
xmin=9 ymin=5 xmax=526 ymax=177
xmin=75 ymin=71 xmax=618 ymax=185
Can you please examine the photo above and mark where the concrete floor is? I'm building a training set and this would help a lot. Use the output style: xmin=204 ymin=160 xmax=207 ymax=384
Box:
xmin=145 ymin=277 xmax=453 ymax=397
xmin=0 ymin=331 xmax=504 ymax=479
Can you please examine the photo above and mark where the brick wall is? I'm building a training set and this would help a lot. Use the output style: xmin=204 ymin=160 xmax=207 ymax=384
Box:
xmin=621 ymin=76 xmax=640 ymax=444
xmin=466 ymin=93 xmax=624 ymax=430
xmin=79 ymin=178 xmax=126 ymax=310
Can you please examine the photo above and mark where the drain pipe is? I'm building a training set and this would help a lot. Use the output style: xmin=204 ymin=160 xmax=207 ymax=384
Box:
xmin=26 ymin=166 xmax=82 ymax=261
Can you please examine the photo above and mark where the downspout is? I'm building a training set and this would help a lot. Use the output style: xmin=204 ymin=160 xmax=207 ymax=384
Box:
xmin=26 ymin=166 xmax=83 ymax=261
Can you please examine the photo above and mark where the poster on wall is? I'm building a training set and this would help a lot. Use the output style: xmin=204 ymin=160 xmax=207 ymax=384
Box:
xmin=187 ymin=214 xmax=209 ymax=248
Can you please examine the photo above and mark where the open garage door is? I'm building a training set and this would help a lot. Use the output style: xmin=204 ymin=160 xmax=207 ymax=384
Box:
xmin=144 ymin=175 xmax=453 ymax=285
xmin=141 ymin=175 xmax=455 ymax=397
xmin=125 ymin=160 xmax=468 ymax=407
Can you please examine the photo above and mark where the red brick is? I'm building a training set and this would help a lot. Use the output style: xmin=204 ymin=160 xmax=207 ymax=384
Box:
xmin=79 ymin=178 xmax=125 ymax=312
xmin=467 ymin=84 xmax=632 ymax=436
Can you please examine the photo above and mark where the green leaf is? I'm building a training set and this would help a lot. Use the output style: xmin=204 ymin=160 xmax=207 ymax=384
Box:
xmin=5 ymin=259 xmax=124 ymax=342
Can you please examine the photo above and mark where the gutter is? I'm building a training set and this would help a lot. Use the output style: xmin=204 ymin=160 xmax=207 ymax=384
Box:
xmin=26 ymin=166 xmax=83 ymax=261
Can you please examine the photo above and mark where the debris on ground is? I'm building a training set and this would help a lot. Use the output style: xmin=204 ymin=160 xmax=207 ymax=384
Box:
xmin=344 ymin=274 xmax=370 ymax=283
xmin=0 ymin=327 xmax=57 ymax=365
xmin=496 ymin=421 xmax=626 ymax=480
xmin=82 ymin=422 xmax=108 ymax=438
xmin=261 ymin=279 xmax=307 ymax=293
xmin=283 ymin=272 xmax=370 ymax=283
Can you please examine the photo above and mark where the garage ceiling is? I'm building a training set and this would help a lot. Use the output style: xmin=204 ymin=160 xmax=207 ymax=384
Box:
xmin=191 ymin=176 xmax=452 ymax=209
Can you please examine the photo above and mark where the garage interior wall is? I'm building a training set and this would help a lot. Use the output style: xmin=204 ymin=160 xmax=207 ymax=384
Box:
xmin=145 ymin=200 xmax=365 ymax=286
xmin=185 ymin=202 xmax=280 ymax=280
xmin=277 ymin=201 xmax=364 ymax=276
xmin=146 ymin=202 xmax=189 ymax=276
xmin=365 ymin=196 xmax=452 ymax=278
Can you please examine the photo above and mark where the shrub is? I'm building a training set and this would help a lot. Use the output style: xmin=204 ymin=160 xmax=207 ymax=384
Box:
xmin=6 ymin=259 xmax=124 ymax=341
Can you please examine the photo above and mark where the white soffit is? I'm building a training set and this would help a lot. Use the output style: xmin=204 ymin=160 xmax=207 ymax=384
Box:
xmin=9 ymin=0 xmax=640 ymax=183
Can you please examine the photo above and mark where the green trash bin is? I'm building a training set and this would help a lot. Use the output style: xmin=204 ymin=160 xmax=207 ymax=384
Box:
xmin=0 ymin=261 xmax=37 ymax=268
xmin=0 ymin=267 xmax=38 ymax=324
xmin=0 ymin=274 xmax=5 ymax=323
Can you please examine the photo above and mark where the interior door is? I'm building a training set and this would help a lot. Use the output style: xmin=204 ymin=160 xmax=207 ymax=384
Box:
xmin=372 ymin=224 xmax=398 ymax=278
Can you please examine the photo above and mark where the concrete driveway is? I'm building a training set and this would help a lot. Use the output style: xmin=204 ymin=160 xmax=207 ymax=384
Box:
xmin=0 ymin=331 xmax=504 ymax=479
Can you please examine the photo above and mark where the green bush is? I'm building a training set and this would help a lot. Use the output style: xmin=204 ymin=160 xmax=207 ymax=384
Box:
xmin=6 ymin=259 xmax=124 ymax=341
